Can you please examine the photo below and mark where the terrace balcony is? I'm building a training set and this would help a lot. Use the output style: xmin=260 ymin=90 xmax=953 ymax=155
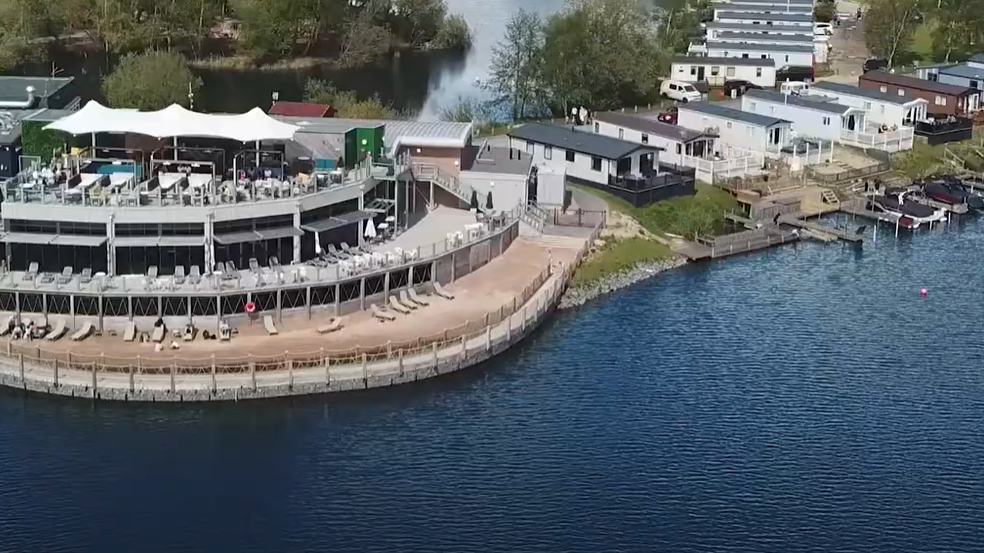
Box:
xmin=913 ymin=116 xmax=974 ymax=146
xmin=839 ymin=124 xmax=915 ymax=152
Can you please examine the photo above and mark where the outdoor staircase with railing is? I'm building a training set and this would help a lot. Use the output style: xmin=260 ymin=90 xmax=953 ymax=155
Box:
xmin=411 ymin=162 xmax=471 ymax=208
xmin=519 ymin=201 xmax=548 ymax=234
xmin=821 ymin=189 xmax=840 ymax=206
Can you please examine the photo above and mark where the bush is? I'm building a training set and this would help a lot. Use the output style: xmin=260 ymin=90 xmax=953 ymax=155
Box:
xmin=814 ymin=2 xmax=836 ymax=23
xmin=102 ymin=51 xmax=202 ymax=110
xmin=432 ymin=14 xmax=472 ymax=50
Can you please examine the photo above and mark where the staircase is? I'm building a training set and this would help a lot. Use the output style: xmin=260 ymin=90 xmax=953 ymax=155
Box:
xmin=821 ymin=189 xmax=840 ymax=206
xmin=534 ymin=233 xmax=588 ymax=250
xmin=411 ymin=162 xmax=471 ymax=208
xmin=519 ymin=201 xmax=548 ymax=234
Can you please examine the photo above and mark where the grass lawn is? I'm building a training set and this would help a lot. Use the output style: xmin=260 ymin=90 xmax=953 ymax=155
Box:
xmin=571 ymin=237 xmax=673 ymax=287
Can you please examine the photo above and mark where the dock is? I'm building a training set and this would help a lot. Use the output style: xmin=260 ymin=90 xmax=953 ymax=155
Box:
xmin=840 ymin=199 xmax=899 ymax=225
xmin=777 ymin=214 xmax=865 ymax=243
xmin=700 ymin=228 xmax=800 ymax=259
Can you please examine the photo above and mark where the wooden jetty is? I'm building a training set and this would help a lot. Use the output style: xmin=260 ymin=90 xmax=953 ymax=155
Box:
xmin=840 ymin=198 xmax=900 ymax=225
xmin=776 ymin=213 xmax=864 ymax=243
xmin=699 ymin=228 xmax=800 ymax=259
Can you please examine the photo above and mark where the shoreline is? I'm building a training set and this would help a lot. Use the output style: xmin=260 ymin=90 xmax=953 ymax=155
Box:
xmin=559 ymin=256 xmax=688 ymax=309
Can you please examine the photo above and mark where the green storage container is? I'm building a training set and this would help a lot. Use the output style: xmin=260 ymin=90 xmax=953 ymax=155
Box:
xmin=343 ymin=125 xmax=385 ymax=169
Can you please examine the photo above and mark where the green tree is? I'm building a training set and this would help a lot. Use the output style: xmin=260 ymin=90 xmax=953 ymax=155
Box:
xmin=542 ymin=0 xmax=666 ymax=114
xmin=486 ymin=9 xmax=545 ymax=120
xmin=232 ymin=0 xmax=319 ymax=56
xmin=102 ymin=50 xmax=203 ymax=110
xmin=652 ymin=0 xmax=711 ymax=54
xmin=864 ymin=0 xmax=926 ymax=66
xmin=302 ymin=78 xmax=397 ymax=118
xmin=384 ymin=0 xmax=448 ymax=48
xmin=437 ymin=96 xmax=489 ymax=122
xmin=814 ymin=2 xmax=836 ymax=23
xmin=0 ymin=0 xmax=58 ymax=71
xmin=930 ymin=0 xmax=984 ymax=62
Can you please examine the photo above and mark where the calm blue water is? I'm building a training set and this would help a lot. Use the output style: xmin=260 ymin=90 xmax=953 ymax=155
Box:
xmin=2 ymin=217 xmax=984 ymax=553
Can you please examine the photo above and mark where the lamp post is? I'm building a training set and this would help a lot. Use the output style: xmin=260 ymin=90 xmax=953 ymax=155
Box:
xmin=188 ymin=82 xmax=194 ymax=110
xmin=272 ymin=91 xmax=279 ymax=109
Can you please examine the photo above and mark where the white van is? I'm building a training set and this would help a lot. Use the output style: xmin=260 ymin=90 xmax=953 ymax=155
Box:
xmin=780 ymin=81 xmax=810 ymax=95
xmin=814 ymin=22 xmax=833 ymax=36
xmin=660 ymin=80 xmax=702 ymax=103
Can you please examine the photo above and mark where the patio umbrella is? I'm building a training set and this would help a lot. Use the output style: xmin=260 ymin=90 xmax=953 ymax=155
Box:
xmin=364 ymin=218 xmax=377 ymax=239
xmin=486 ymin=190 xmax=493 ymax=210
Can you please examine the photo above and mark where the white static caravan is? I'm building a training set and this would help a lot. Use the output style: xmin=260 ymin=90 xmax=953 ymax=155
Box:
xmin=703 ymin=41 xmax=815 ymax=69
xmin=506 ymin=123 xmax=661 ymax=187
xmin=703 ymin=22 xmax=815 ymax=39
xmin=712 ymin=2 xmax=814 ymax=18
xmin=742 ymin=89 xmax=867 ymax=143
xmin=712 ymin=32 xmax=829 ymax=64
xmin=809 ymin=81 xmax=929 ymax=128
xmin=592 ymin=110 xmax=765 ymax=183
xmin=713 ymin=11 xmax=813 ymax=27
xmin=670 ymin=56 xmax=777 ymax=88
xmin=677 ymin=102 xmax=792 ymax=157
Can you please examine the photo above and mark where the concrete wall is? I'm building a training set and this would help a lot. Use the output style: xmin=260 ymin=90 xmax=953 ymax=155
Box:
xmin=399 ymin=146 xmax=463 ymax=178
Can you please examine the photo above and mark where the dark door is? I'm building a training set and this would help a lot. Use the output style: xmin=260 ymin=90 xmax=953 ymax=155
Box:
xmin=697 ymin=66 xmax=705 ymax=81
xmin=847 ymin=115 xmax=856 ymax=131
xmin=527 ymin=166 xmax=538 ymax=203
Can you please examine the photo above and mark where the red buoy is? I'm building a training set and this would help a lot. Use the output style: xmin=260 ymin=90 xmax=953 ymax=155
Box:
xmin=919 ymin=288 xmax=928 ymax=297
xmin=245 ymin=301 xmax=256 ymax=313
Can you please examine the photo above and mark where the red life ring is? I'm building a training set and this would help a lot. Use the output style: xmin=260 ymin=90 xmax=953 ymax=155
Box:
xmin=244 ymin=302 xmax=256 ymax=314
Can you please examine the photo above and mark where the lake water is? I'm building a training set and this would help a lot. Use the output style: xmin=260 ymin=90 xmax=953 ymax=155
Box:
xmin=3 ymin=217 xmax=984 ymax=552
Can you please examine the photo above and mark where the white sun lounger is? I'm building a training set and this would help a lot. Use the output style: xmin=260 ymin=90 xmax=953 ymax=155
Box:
xmin=371 ymin=304 xmax=396 ymax=322
xmin=409 ymin=288 xmax=430 ymax=306
xmin=123 ymin=322 xmax=137 ymax=342
xmin=263 ymin=315 xmax=278 ymax=335
xmin=316 ymin=317 xmax=343 ymax=334
xmin=434 ymin=282 xmax=455 ymax=300
xmin=71 ymin=322 xmax=93 ymax=341
xmin=388 ymin=295 xmax=411 ymax=314
xmin=399 ymin=290 xmax=419 ymax=309
xmin=151 ymin=325 xmax=165 ymax=343
xmin=0 ymin=315 xmax=13 ymax=337
xmin=46 ymin=320 xmax=68 ymax=341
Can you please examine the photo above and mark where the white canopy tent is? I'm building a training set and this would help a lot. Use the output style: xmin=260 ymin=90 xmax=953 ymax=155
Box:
xmin=45 ymin=101 xmax=298 ymax=142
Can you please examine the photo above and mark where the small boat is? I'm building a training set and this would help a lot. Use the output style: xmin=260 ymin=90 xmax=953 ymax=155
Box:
xmin=922 ymin=179 xmax=984 ymax=210
xmin=866 ymin=197 xmax=921 ymax=229
xmin=872 ymin=192 xmax=945 ymax=225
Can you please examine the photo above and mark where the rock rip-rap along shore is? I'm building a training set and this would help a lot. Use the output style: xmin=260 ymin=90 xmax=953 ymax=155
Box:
xmin=559 ymin=257 xmax=688 ymax=309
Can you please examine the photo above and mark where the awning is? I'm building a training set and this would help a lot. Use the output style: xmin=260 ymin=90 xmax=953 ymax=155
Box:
xmin=254 ymin=226 xmax=303 ymax=240
xmin=50 ymin=235 xmax=107 ymax=247
xmin=301 ymin=218 xmax=349 ymax=233
xmin=213 ymin=231 xmax=260 ymax=245
xmin=158 ymin=235 xmax=205 ymax=247
xmin=333 ymin=210 xmax=375 ymax=225
xmin=113 ymin=236 xmax=160 ymax=248
xmin=1 ymin=232 xmax=57 ymax=245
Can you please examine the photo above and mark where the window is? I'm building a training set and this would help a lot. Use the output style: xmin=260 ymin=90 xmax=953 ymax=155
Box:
xmin=763 ymin=55 xmax=769 ymax=60
xmin=726 ymin=121 xmax=733 ymax=129
xmin=742 ymin=53 xmax=749 ymax=58
xmin=822 ymin=116 xmax=831 ymax=125
xmin=565 ymin=150 xmax=575 ymax=162
xmin=928 ymin=72 xmax=939 ymax=82
xmin=784 ymin=55 xmax=789 ymax=62
xmin=864 ymin=101 xmax=871 ymax=110
xmin=544 ymin=146 xmax=552 ymax=160
xmin=726 ymin=67 xmax=736 ymax=77
xmin=756 ymin=67 xmax=762 ymax=77
xmin=594 ymin=122 xmax=599 ymax=133
xmin=591 ymin=156 xmax=602 ymax=171
xmin=880 ymin=85 xmax=888 ymax=93
xmin=691 ymin=66 xmax=698 ymax=76
xmin=676 ymin=144 xmax=682 ymax=154
xmin=935 ymin=96 xmax=947 ymax=106
xmin=526 ymin=141 xmax=533 ymax=154
xmin=972 ymin=80 xmax=979 ymax=89
xmin=677 ymin=65 xmax=685 ymax=73
xmin=897 ymin=89 xmax=905 ymax=96
xmin=711 ymin=66 xmax=720 ymax=76
xmin=618 ymin=128 xmax=624 ymax=139
xmin=641 ymin=133 xmax=649 ymax=144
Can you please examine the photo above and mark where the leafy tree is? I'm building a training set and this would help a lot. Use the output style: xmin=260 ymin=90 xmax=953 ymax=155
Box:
xmin=486 ymin=9 xmax=545 ymax=121
xmin=384 ymin=0 xmax=449 ymax=48
xmin=232 ymin=0 xmax=318 ymax=56
xmin=303 ymin=78 xmax=397 ymax=118
xmin=864 ymin=0 xmax=926 ymax=66
xmin=652 ymin=0 xmax=711 ymax=54
xmin=930 ymin=0 xmax=984 ymax=62
xmin=814 ymin=2 xmax=836 ymax=23
xmin=432 ymin=13 xmax=472 ymax=50
xmin=102 ymin=50 xmax=203 ymax=110
xmin=437 ymin=96 xmax=489 ymax=122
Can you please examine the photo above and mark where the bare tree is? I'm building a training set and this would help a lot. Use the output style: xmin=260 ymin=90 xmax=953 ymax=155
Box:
xmin=485 ymin=9 xmax=544 ymax=121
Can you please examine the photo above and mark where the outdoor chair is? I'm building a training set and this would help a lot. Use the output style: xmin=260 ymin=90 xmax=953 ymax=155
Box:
xmin=80 ymin=267 xmax=92 ymax=284
xmin=269 ymin=256 xmax=280 ymax=269
xmin=151 ymin=325 xmax=165 ymax=343
xmin=434 ymin=282 xmax=455 ymax=300
xmin=400 ymin=290 xmax=419 ymax=309
xmin=23 ymin=262 xmax=38 ymax=281
xmin=56 ymin=266 xmax=73 ymax=285
xmin=341 ymin=242 xmax=357 ymax=255
xmin=71 ymin=322 xmax=94 ymax=342
xmin=328 ymin=244 xmax=349 ymax=260
xmin=249 ymin=257 xmax=260 ymax=273
xmin=316 ymin=317 xmax=343 ymax=334
xmin=225 ymin=261 xmax=237 ymax=275
xmin=371 ymin=304 xmax=396 ymax=322
xmin=40 ymin=272 xmax=55 ymax=284
xmin=388 ymin=295 xmax=411 ymax=314
xmin=188 ymin=265 xmax=202 ymax=285
xmin=263 ymin=315 xmax=278 ymax=336
xmin=123 ymin=322 xmax=137 ymax=342
xmin=173 ymin=266 xmax=186 ymax=286
xmin=46 ymin=320 xmax=68 ymax=341
xmin=409 ymin=288 xmax=430 ymax=306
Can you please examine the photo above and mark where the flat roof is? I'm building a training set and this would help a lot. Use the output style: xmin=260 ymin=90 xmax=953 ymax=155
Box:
xmin=715 ymin=31 xmax=814 ymax=43
xmin=594 ymin=111 xmax=710 ymax=142
xmin=938 ymin=64 xmax=984 ymax=81
xmin=461 ymin=144 xmax=532 ymax=175
xmin=268 ymin=101 xmax=331 ymax=117
xmin=810 ymin=81 xmax=927 ymax=106
xmin=0 ymin=76 xmax=73 ymax=102
xmin=671 ymin=55 xmax=775 ymax=67
xmin=679 ymin=102 xmax=790 ymax=128
xmin=745 ymin=89 xmax=856 ymax=115
xmin=714 ymin=11 xmax=813 ymax=22
xmin=969 ymin=54 xmax=984 ymax=65
xmin=860 ymin=71 xmax=976 ymax=97
xmin=721 ymin=0 xmax=813 ymax=4
xmin=277 ymin=116 xmax=473 ymax=151
xmin=705 ymin=41 xmax=815 ymax=53
xmin=508 ymin=123 xmax=652 ymax=160
xmin=704 ymin=21 xmax=814 ymax=32
xmin=713 ymin=2 xmax=813 ymax=11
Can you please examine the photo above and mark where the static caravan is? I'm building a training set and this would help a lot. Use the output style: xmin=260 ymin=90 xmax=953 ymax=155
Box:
xmin=593 ymin=111 xmax=718 ymax=166
xmin=703 ymin=42 xmax=815 ymax=69
xmin=860 ymin=71 xmax=981 ymax=116
xmin=703 ymin=22 xmax=815 ymax=38
xmin=933 ymin=64 xmax=984 ymax=91
xmin=677 ymin=102 xmax=792 ymax=156
xmin=712 ymin=31 xmax=829 ymax=63
xmin=718 ymin=0 xmax=813 ymax=5
xmin=742 ymin=89 xmax=867 ymax=143
xmin=712 ymin=2 xmax=814 ymax=17
xmin=670 ymin=56 xmax=777 ymax=88
xmin=810 ymin=81 xmax=929 ymax=127
xmin=713 ymin=12 xmax=813 ymax=26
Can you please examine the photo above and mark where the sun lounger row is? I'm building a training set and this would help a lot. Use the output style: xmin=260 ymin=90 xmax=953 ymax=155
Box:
xmin=371 ymin=285 xmax=453 ymax=322
xmin=0 ymin=315 xmax=84 ymax=341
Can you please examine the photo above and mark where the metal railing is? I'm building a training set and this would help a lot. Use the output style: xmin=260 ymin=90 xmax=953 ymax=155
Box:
xmin=839 ymin=126 xmax=914 ymax=152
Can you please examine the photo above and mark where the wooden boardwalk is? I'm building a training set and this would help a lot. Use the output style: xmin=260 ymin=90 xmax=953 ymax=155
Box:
xmin=777 ymin=214 xmax=864 ymax=243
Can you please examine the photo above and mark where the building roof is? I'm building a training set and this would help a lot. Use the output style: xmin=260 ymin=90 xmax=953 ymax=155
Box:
xmin=671 ymin=55 xmax=776 ymax=67
xmin=594 ymin=111 xmax=710 ymax=142
xmin=860 ymin=71 xmax=977 ymax=97
xmin=938 ymin=64 xmax=984 ymax=81
xmin=46 ymin=101 xmax=299 ymax=141
xmin=268 ymin=101 xmax=332 ymax=117
xmin=745 ymin=89 xmax=856 ymax=115
xmin=810 ymin=81 xmax=926 ymax=105
xmin=277 ymin=116 xmax=473 ymax=153
xmin=705 ymin=41 xmax=815 ymax=53
xmin=461 ymin=144 xmax=532 ymax=175
xmin=720 ymin=0 xmax=813 ymax=4
xmin=715 ymin=31 xmax=814 ymax=43
xmin=713 ymin=2 xmax=813 ymax=12
xmin=704 ymin=21 xmax=813 ymax=32
xmin=714 ymin=11 xmax=813 ymax=22
xmin=679 ymin=102 xmax=790 ymax=128
xmin=508 ymin=123 xmax=650 ymax=160
xmin=968 ymin=54 xmax=984 ymax=65
xmin=0 ymin=77 xmax=73 ymax=104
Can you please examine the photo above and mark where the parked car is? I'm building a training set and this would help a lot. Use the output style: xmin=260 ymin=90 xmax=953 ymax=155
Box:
xmin=814 ymin=22 xmax=833 ymax=36
xmin=723 ymin=80 xmax=762 ymax=98
xmin=657 ymin=106 xmax=678 ymax=124
xmin=780 ymin=81 xmax=810 ymax=95
xmin=776 ymin=65 xmax=815 ymax=84
xmin=660 ymin=80 xmax=702 ymax=103
xmin=863 ymin=58 xmax=887 ymax=73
